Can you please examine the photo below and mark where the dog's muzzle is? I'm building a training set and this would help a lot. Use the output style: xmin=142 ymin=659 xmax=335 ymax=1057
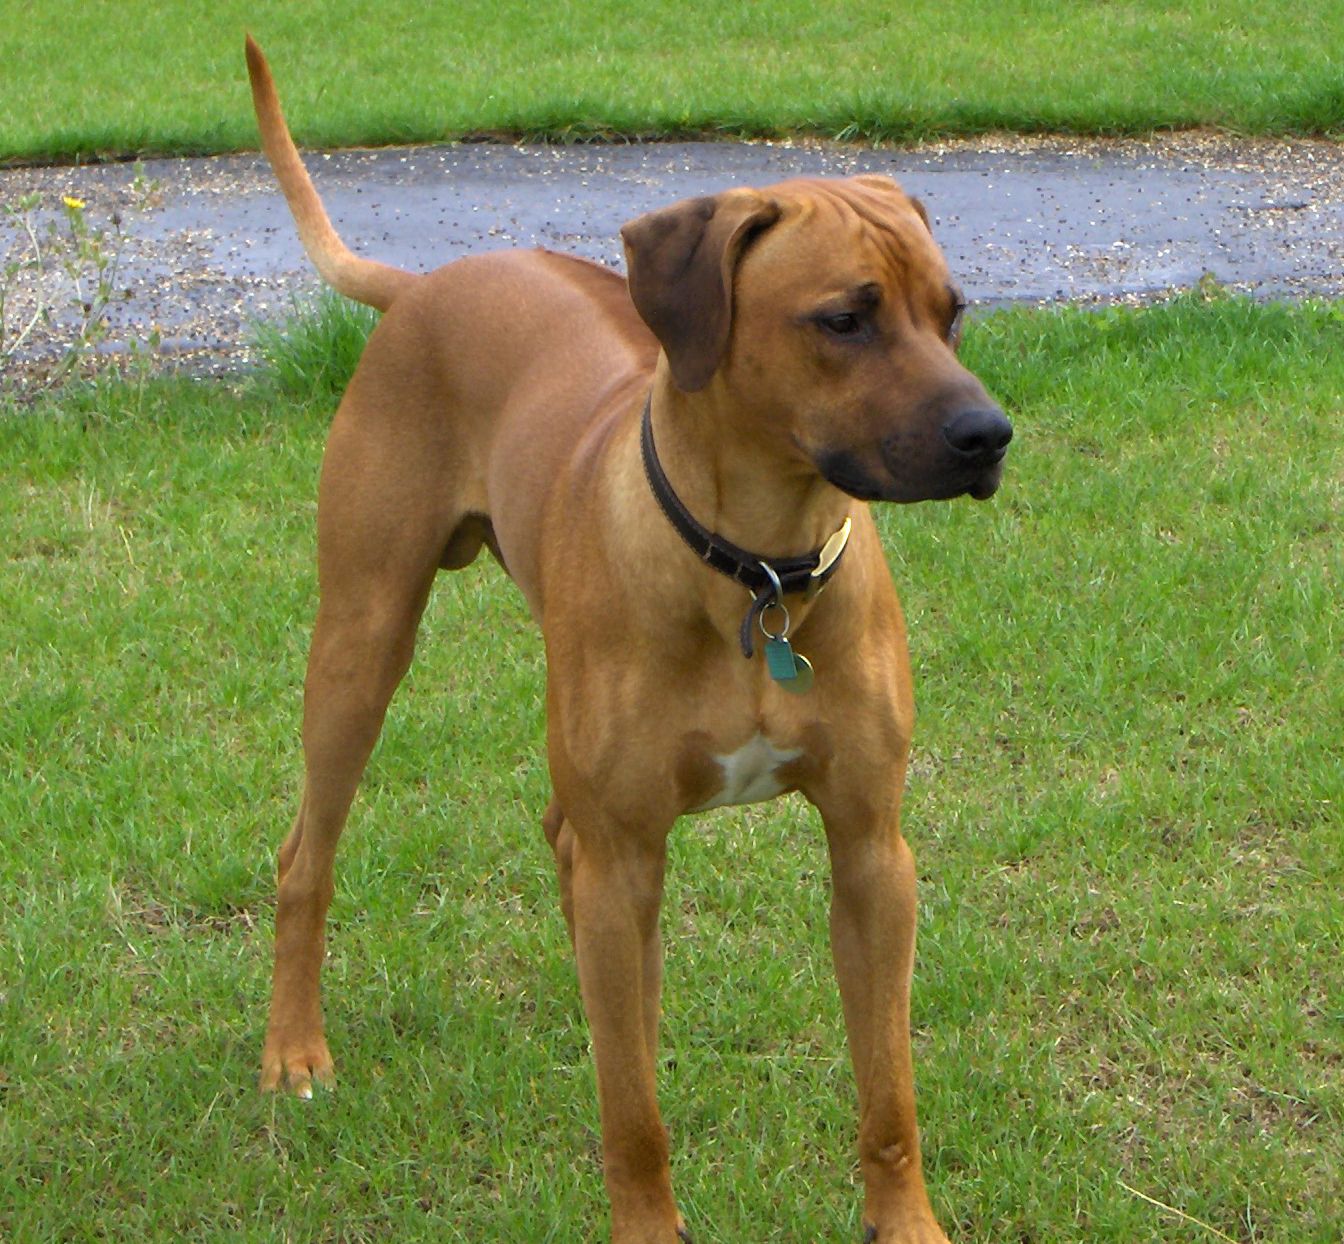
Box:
xmin=817 ymin=404 xmax=1013 ymax=504
xmin=941 ymin=406 xmax=1013 ymax=467
xmin=941 ymin=405 xmax=1012 ymax=499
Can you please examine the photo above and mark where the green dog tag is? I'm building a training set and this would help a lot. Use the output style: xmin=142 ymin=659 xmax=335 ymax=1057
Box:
xmin=765 ymin=637 xmax=815 ymax=693
xmin=765 ymin=636 xmax=798 ymax=681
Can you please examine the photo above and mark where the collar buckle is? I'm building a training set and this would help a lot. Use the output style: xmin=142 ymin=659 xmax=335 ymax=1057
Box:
xmin=639 ymin=394 xmax=852 ymax=658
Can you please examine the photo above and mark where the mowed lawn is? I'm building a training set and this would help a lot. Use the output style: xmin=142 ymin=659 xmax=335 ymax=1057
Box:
xmin=1 ymin=296 xmax=1341 ymax=1241
xmin=3 ymin=0 xmax=1343 ymax=161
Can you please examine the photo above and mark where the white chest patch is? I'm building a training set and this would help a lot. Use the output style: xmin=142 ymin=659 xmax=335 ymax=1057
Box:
xmin=693 ymin=733 xmax=804 ymax=812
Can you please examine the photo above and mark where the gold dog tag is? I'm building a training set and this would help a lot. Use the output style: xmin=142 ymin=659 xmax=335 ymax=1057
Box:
xmin=783 ymin=650 xmax=815 ymax=693
xmin=807 ymin=516 xmax=852 ymax=599
xmin=814 ymin=516 xmax=852 ymax=579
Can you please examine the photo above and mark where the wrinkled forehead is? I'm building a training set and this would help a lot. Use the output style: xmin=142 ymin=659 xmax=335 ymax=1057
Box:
xmin=747 ymin=176 xmax=950 ymax=294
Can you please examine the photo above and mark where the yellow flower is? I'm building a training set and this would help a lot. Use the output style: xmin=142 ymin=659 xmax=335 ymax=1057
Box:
xmin=63 ymin=195 xmax=86 ymax=210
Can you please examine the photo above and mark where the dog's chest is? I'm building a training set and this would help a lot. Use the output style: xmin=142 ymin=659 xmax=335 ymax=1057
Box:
xmin=689 ymin=733 xmax=804 ymax=812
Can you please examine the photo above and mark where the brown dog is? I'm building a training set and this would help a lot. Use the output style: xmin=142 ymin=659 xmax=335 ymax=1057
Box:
xmin=246 ymin=36 xmax=1009 ymax=1244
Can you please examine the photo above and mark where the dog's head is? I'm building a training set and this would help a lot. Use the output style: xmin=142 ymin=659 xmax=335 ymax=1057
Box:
xmin=621 ymin=176 xmax=1011 ymax=503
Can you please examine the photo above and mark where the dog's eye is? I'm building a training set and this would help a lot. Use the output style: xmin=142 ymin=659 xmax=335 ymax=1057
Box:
xmin=946 ymin=301 xmax=967 ymax=348
xmin=818 ymin=312 xmax=862 ymax=338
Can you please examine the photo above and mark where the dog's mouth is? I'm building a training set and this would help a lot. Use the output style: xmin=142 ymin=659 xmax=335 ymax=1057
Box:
xmin=965 ymin=458 xmax=1005 ymax=500
xmin=817 ymin=449 xmax=1004 ymax=504
xmin=815 ymin=455 xmax=890 ymax=501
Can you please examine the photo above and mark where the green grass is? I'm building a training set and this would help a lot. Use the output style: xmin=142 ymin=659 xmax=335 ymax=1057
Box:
xmin=250 ymin=289 xmax=381 ymax=403
xmin=2 ymin=296 xmax=1342 ymax=1241
xmin=3 ymin=0 xmax=1343 ymax=163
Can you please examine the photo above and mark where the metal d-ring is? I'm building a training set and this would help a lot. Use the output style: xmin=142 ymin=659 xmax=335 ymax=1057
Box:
xmin=757 ymin=561 xmax=791 ymax=640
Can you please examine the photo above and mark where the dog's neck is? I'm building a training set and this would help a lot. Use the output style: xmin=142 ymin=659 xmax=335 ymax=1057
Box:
xmin=644 ymin=380 xmax=856 ymax=563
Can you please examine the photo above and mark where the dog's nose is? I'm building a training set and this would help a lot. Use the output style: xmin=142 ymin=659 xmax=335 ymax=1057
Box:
xmin=942 ymin=407 xmax=1014 ymax=463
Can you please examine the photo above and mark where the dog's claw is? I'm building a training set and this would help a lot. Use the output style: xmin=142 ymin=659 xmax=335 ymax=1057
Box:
xmin=259 ymin=1033 xmax=335 ymax=1098
xmin=286 ymin=1063 xmax=334 ymax=1098
xmin=860 ymin=1222 xmax=951 ymax=1243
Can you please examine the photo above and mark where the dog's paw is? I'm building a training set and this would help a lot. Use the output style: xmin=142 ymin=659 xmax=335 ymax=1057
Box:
xmin=259 ymin=1034 xmax=335 ymax=1098
xmin=862 ymin=1223 xmax=951 ymax=1244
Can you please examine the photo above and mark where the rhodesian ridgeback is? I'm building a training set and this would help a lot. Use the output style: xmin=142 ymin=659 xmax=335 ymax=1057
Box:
xmin=246 ymin=35 xmax=1010 ymax=1244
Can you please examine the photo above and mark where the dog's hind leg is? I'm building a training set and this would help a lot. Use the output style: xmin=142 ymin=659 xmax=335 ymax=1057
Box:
xmin=260 ymin=571 xmax=438 ymax=1095
xmin=261 ymin=402 xmax=462 ymax=1096
xmin=542 ymin=799 xmax=576 ymax=946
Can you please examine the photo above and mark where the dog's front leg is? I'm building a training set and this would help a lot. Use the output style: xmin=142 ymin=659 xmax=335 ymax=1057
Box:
xmin=819 ymin=794 xmax=950 ymax=1244
xmin=567 ymin=815 xmax=686 ymax=1243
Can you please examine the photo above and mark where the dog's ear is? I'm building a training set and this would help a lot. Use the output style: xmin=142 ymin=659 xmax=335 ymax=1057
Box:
xmin=852 ymin=174 xmax=934 ymax=237
xmin=907 ymin=195 xmax=933 ymax=236
xmin=621 ymin=191 xmax=781 ymax=392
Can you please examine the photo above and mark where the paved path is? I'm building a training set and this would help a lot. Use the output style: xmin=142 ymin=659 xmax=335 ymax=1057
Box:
xmin=2 ymin=134 xmax=1341 ymax=373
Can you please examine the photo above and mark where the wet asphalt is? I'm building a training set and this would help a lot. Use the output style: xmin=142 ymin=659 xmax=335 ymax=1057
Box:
xmin=2 ymin=134 xmax=1341 ymax=370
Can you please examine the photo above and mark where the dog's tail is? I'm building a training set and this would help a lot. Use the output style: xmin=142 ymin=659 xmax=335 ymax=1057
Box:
xmin=245 ymin=35 xmax=417 ymax=312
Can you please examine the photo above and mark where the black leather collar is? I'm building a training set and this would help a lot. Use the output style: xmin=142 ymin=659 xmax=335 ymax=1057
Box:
xmin=639 ymin=395 xmax=850 ymax=658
